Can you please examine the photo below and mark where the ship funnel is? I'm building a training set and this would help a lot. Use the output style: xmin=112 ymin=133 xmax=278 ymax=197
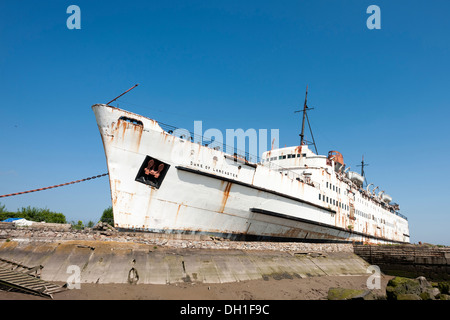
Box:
xmin=328 ymin=151 xmax=344 ymax=172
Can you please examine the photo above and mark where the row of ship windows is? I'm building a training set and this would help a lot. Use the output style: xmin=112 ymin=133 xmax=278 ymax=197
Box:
xmin=319 ymin=194 xmax=392 ymax=226
xmin=265 ymin=153 xmax=307 ymax=162
xmin=318 ymin=194 xmax=348 ymax=211
xmin=357 ymin=197 xmax=388 ymax=213
xmin=355 ymin=209 xmax=375 ymax=221
xmin=355 ymin=209 xmax=393 ymax=227
xmin=325 ymin=181 xmax=342 ymax=194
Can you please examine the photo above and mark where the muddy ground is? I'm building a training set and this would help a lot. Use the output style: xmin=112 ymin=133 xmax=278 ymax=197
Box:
xmin=0 ymin=274 xmax=392 ymax=300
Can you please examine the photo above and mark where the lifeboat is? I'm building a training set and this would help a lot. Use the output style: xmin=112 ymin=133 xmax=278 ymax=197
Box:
xmin=381 ymin=193 xmax=393 ymax=203
xmin=347 ymin=171 xmax=364 ymax=187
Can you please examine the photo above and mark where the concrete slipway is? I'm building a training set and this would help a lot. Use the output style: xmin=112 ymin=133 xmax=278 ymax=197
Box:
xmin=0 ymin=239 xmax=371 ymax=285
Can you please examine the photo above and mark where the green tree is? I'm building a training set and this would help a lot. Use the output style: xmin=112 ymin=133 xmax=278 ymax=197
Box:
xmin=0 ymin=203 xmax=15 ymax=221
xmin=71 ymin=220 xmax=84 ymax=230
xmin=100 ymin=206 xmax=114 ymax=226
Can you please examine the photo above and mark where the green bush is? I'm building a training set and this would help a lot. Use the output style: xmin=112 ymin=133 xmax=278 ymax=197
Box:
xmin=100 ymin=206 xmax=114 ymax=226
xmin=70 ymin=220 xmax=96 ymax=230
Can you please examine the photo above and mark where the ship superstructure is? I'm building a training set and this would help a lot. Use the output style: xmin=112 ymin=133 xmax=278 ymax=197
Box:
xmin=260 ymin=146 xmax=409 ymax=243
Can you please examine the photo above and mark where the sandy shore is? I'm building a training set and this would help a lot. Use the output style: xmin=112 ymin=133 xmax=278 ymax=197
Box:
xmin=0 ymin=274 xmax=392 ymax=300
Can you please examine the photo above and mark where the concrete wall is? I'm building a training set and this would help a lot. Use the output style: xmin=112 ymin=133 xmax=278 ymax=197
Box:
xmin=353 ymin=245 xmax=450 ymax=281
xmin=0 ymin=238 xmax=371 ymax=285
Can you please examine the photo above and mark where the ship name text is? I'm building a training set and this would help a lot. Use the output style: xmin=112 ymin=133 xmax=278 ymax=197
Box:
xmin=190 ymin=161 xmax=238 ymax=178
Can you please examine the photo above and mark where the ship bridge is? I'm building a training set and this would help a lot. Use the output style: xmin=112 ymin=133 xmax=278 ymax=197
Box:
xmin=261 ymin=145 xmax=330 ymax=175
xmin=260 ymin=146 xmax=353 ymax=191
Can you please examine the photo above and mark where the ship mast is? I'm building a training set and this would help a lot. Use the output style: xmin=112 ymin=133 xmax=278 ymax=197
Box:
xmin=295 ymin=85 xmax=318 ymax=154
xmin=299 ymin=85 xmax=308 ymax=146
xmin=357 ymin=155 xmax=369 ymax=187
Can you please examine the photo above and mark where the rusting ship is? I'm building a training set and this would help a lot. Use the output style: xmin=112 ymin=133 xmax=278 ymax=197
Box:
xmin=92 ymin=93 xmax=410 ymax=244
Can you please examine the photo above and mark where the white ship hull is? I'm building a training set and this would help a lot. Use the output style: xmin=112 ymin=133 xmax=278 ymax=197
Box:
xmin=93 ymin=104 xmax=410 ymax=244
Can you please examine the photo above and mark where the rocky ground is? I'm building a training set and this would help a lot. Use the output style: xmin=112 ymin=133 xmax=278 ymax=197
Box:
xmin=0 ymin=221 xmax=355 ymax=252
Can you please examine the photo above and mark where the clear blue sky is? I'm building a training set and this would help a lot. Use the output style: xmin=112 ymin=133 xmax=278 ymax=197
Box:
xmin=1 ymin=1 xmax=449 ymax=245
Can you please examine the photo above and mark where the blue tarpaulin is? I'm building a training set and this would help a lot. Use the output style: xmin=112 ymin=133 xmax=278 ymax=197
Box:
xmin=2 ymin=218 xmax=22 ymax=222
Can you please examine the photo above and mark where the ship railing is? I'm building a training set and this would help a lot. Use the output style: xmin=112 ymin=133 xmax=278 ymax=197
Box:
xmin=395 ymin=211 xmax=408 ymax=221
xmin=158 ymin=121 xmax=261 ymax=163
xmin=158 ymin=121 xmax=320 ymax=188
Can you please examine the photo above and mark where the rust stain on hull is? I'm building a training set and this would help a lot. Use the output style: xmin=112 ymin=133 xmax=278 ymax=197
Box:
xmin=175 ymin=204 xmax=183 ymax=223
xmin=219 ymin=182 xmax=232 ymax=213
xmin=132 ymin=124 xmax=144 ymax=152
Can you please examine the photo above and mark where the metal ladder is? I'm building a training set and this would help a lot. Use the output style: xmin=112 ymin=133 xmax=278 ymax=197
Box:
xmin=0 ymin=258 xmax=65 ymax=299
